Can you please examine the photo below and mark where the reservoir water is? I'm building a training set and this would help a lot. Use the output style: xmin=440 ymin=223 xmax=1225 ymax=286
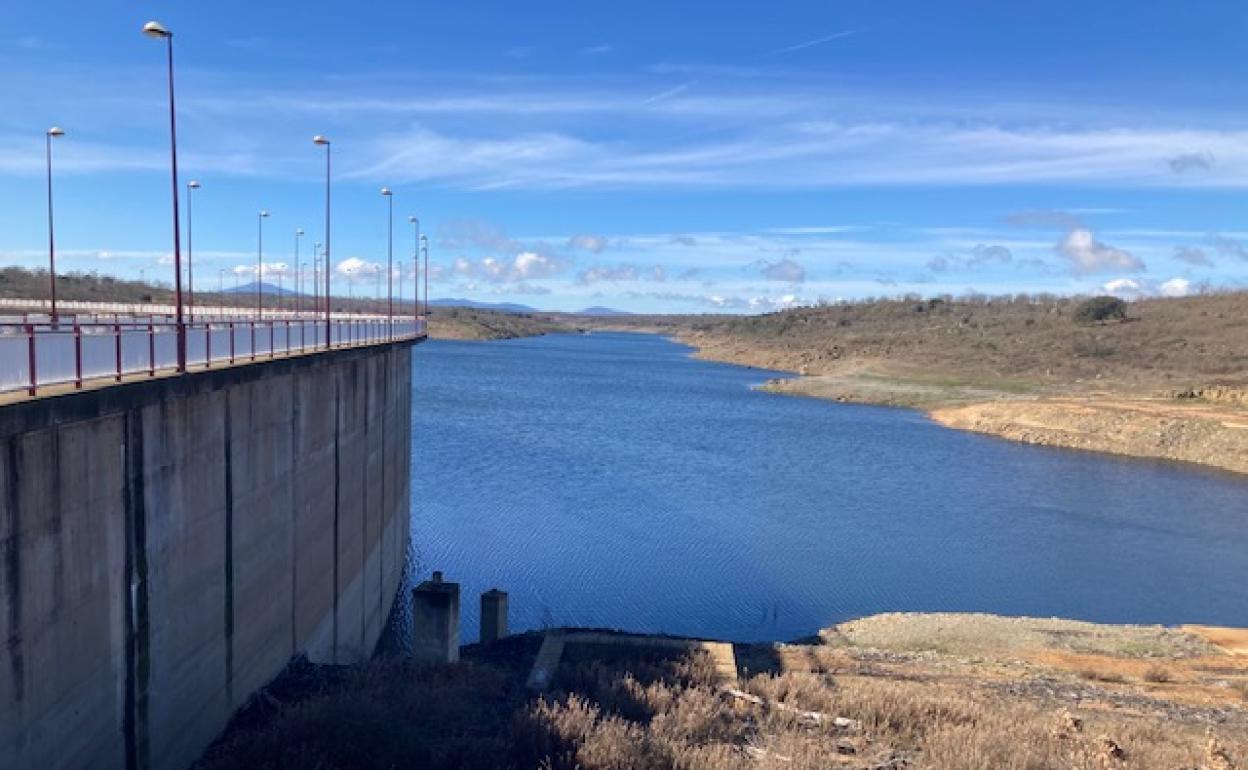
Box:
xmin=406 ymin=332 xmax=1248 ymax=643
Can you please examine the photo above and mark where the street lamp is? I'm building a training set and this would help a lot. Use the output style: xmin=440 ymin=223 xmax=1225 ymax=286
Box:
xmin=218 ymin=267 xmax=225 ymax=295
xmin=45 ymin=126 xmax=64 ymax=322
xmin=408 ymin=215 xmax=420 ymax=324
xmin=420 ymin=234 xmax=429 ymax=319
xmin=186 ymin=179 xmax=201 ymax=320
xmin=294 ymin=227 xmax=304 ymax=314
xmin=313 ymin=135 xmax=331 ymax=346
xmin=142 ymin=20 xmax=187 ymax=371
xmin=313 ymin=241 xmax=322 ymax=318
xmin=381 ymin=187 xmax=393 ymax=335
xmin=256 ymin=209 xmax=269 ymax=316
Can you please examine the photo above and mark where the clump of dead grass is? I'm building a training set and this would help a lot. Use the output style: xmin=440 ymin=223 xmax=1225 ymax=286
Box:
xmin=195 ymin=635 xmax=1248 ymax=770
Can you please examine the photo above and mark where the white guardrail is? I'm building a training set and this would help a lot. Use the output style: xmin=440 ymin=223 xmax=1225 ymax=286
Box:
xmin=0 ymin=310 xmax=426 ymax=397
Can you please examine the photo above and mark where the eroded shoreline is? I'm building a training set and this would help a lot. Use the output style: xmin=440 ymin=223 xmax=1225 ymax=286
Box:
xmin=675 ymin=330 xmax=1248 ymax=476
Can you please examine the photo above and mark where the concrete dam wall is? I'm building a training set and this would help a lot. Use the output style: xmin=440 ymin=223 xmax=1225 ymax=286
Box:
xmin=0 ymin=341 xmax=415 ymax=770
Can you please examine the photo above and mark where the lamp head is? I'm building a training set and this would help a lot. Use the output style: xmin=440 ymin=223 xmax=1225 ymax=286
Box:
xmin=408 ymin=215 xmax=418 ymax=224
xmin=47 ymin=126 xmax=65 ymax=137
xmin=188 ymin=180 xmax=201 ymax=189
xmin=296 ymin=228 xmax=305 ymax=236
xmin=142 ymin=21 xmax=171 ymax=39
xmin=259 ymin=210 xmax=270 ymax=218
xmin=312 ymin=135 xmax=330 ymax=146
xmin=381 ymin=187 xmax=392 ymax=196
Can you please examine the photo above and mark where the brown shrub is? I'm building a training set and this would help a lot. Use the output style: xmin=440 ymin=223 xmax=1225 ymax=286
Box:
xmin=1142 ymin=664 xmax=1174 ymax=683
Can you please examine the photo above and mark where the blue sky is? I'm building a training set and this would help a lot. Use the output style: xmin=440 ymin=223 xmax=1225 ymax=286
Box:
xmin=1 ymin=0 xmax=1247 ymax=312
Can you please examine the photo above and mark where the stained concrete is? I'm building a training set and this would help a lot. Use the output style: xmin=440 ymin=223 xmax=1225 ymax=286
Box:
xmin=0 ymin=340 xmax=417 ymax=770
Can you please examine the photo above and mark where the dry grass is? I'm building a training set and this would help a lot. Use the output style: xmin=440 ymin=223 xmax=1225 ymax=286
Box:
xmin=194 ymin=629 xmax=1248 ymax=770
xmin=1142 ymin=664 xmax=1174 ymax=684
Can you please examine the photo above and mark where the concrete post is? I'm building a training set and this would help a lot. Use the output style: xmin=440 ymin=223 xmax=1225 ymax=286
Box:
xmin=480 ymin=588 xmax=509 ymax=644
xmin=411 ymin=571 xmax=460 ymax=664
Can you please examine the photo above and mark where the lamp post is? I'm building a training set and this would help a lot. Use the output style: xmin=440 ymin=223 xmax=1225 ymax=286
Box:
xmin=219 ymin=268 xmax=225 ymax=295
xmin=313 ymin=242 xmax=322 ymax=319
xmin=420 ymin=234 xmax=429 ymax=319
xmin=408 ymin=215 xmax=420 ymax=324
xmin=186 ymin=179 xmax=200 ymax=320
xmin=313 ymin=135 xmax=331 ymax=346
xmin=45 ymin=126 xmax=64 ymax=323
xmin=381 ymin=187 xmax=393 ymax=334
xmin=142 ymin=20 xmax=186 ymax=371
xmin=294 ymin=227 xmax=304 ymax=314
xmin=256 ymin=209 xmax=269 ymax=316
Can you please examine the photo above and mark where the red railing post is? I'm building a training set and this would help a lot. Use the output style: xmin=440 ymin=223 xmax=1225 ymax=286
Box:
xmin=25 ymin=323 xmax=37 ymax=396
xmin=73 ymin=322 xmax=83 ymax=389
xmin=114 ymin=323 xmax=122 ymax=382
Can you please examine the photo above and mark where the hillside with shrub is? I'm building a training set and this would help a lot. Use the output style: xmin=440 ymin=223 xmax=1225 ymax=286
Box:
xmin=592 ymin=292 xmax=1248 ymax=391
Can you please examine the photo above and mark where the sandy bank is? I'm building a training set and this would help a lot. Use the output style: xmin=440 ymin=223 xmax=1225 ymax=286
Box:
xmin=676 ymin=331 xmax=1248 ymax=476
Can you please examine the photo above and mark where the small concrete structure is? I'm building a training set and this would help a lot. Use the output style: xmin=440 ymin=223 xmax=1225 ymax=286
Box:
xmin=526 ymin=631 xmax=739 ymax=692
xmin=480 ymin=589 xmax=509 ymax=643
xmin=412 ymin=572 xmax=460 ymax=663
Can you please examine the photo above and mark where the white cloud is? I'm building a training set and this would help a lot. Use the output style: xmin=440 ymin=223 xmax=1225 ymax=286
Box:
xmin=1100 ymin=278 xmax=1147 ymax=298
xmin=1101 ymin=276 xmax=1193 ymax=299
xmin=453 ymin=251 xmax=565 ymax=283
xmin=1159 ymin=277 xmax=1193 ymax=297
xmin=336 ymin=257 xmax=381 ymax=277
xmin=1058 ymin=228 xmax=1144 ymax=274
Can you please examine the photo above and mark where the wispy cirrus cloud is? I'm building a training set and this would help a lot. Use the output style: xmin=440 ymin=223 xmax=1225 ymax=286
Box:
xmin=769 ymin=30 xmax=858 ymax=56
xmin=577 ymin=263 xmax=667 ymax=285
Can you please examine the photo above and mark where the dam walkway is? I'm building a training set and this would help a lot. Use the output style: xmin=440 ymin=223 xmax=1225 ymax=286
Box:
xmin=0 ymin=305 xmax=426 ymax=400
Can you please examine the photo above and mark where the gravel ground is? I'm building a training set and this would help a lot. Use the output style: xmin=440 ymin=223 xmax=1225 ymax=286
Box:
xmin=822 ymin=612 xmax=1221 ymax=659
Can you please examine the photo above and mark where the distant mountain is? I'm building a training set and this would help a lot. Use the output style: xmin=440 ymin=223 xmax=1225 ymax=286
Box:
xmin=429 ymin=298 xmax=539 ymax=314
xmin=223 ymin=281 xmax=303 ymax=297
xmin=578 ymin=306 xmax=632 ymax=316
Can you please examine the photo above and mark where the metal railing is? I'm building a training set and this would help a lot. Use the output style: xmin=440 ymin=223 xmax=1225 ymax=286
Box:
xmin=0 ymin=316 xmax=426 ymax=397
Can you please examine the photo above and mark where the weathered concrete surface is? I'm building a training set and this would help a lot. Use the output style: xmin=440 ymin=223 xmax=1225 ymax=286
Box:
xmin=0 ymin=340 xmax=416 ymax=770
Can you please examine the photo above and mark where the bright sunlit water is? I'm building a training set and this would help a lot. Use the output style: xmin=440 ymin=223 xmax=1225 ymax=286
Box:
xmin=398 ymin=332 xmax=1248 ymax=643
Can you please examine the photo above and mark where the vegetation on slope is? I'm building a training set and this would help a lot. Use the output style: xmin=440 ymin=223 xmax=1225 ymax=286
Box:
xmin=427 ymin=305 xmax=574 ymax=341
xmin=598 ymin=292 xmax=1248 ymax=390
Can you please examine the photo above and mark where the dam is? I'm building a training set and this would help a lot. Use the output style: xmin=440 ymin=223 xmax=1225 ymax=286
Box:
xmin=0 ymin=317 xmax=422 ymax=769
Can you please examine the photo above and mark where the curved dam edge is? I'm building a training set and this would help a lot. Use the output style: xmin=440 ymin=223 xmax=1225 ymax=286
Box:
xmin=0 ymin=340 xmax=418 ymax=770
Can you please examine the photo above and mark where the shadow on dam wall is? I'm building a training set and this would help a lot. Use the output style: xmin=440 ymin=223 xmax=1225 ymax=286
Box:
xmin=0 ymin=340 xmax=417 ymax=770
